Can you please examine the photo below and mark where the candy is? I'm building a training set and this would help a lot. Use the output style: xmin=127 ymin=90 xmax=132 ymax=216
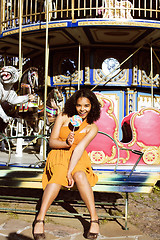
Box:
xmin=70 ymin=115 xmax=82 ymax=127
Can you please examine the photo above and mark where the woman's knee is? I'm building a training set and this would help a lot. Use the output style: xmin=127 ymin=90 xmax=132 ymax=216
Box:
xmin=73 ymin=171 xmax=86 ymax=183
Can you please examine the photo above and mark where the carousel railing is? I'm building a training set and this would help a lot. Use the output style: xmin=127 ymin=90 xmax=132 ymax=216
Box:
xmin=1 ymin=0 xmax=160 ymax=32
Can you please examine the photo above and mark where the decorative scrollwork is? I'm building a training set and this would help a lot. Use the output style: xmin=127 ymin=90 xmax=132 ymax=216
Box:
xmin=137 ymin=142 xmax=160 ymax=165
xmin=89 ymin=148 xmax=130 ymax=164
xmin=89 ymin=151 xmax=106 ymax=164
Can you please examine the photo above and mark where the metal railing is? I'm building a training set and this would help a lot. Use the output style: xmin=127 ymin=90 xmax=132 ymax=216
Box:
xmin=1 ymin=0 xmax=160 ymax=31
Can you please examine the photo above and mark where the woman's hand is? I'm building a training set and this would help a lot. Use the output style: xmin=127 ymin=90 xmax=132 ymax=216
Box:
xmin=66 ymin=131 xmax=74 ymax=146
xmin=66 ymin=171 xmax=74 ymax=188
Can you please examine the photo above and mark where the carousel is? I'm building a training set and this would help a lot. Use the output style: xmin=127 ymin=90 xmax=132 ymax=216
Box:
xmin=0 ymin=0 xmax=160 ymax=176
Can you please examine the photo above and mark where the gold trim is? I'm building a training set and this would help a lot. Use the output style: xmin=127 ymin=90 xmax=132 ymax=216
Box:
xmin=78 ymin=21 xmax=160 ymax=29
xmin=89 ymin=148 xmax=130 ymax=164
xmin=3 ymin=22 xmax=67 ymax=36
xmin=3 ymin=29 xmax=19 ymax=36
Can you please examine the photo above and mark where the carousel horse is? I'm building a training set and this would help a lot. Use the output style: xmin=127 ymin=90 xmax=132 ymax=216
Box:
xmin=0 ymin=66 xmax=63 ymax=136
xmin=0 ymin=66 xmax=34 ymax=133
xmin=17 ymin=67 xmax=39 ymax=133
xmin=38 ymin=87 xmax=63 ymax=127
xmin=18 ymin=68 xmax=63 ymax=133
xmin=19 ymin=67 xmax=38 ymax=94
xmin=17 ymin=83 xmax=63 ymax=134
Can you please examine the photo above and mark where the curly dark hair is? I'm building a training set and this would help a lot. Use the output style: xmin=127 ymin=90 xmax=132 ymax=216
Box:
xmin=63 ymin=89 xmax=101 ymax=124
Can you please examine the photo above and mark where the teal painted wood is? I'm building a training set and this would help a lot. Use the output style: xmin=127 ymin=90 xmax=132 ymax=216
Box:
xmin=0 ymin=166 xmax=159 ymax=193
xmin=92 ymin=185 xmax=153 ymax=193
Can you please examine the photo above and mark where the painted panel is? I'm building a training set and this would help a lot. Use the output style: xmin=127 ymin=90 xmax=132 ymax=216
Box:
xmin=86 ymin=93 xmax=160 ymax=167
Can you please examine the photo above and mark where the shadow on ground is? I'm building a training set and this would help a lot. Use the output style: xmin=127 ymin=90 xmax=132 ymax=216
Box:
xmin=7 ymin=233 xmax=33 ymax=240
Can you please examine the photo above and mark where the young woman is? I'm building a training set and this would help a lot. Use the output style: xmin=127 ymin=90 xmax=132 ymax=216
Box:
xmin=33 ymin=88 xmax=101 ymax=240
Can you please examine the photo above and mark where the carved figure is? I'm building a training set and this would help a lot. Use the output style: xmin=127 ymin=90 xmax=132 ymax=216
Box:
xmin=17 ymin=67 xmax=39 ymax=133
xmin=0 ymin=66 xmax=35 ymax=132
xmin=98 ymin=0 xmax=133 ymax=19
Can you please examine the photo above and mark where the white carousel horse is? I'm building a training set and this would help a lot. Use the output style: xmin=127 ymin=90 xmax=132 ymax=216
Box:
xmin=0 ymin=66 xmax=32 ymax=125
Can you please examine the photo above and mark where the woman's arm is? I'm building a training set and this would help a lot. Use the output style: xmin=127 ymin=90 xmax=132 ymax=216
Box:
xmin=67 ymin=123 xmax=98 ymax=187
xmin=49 ymin=113 xmax=71 ymax=149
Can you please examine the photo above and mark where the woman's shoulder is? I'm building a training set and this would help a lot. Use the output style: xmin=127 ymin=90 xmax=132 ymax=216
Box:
xmin=57 ymin=112 xmax=68 ymax=119
xmin=86 ymin=122 xmax=98 ymax=133
xmin=56 ymin=112 xmax=70 ymax=126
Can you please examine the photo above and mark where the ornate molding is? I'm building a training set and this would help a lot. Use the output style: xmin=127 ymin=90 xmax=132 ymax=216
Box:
xmin=84 ymin=67 xmax=90 ymax=85
xmin=89 ymin=148 xmax=130 ymax=164
xmin=137 ymin=142 xmax=160 ymax=165
xmin=132 ymin=65 xmax=138 ymax=85
xmin=93 ymin=68 xmax=129 ymax=85
xmin=53 ymin=70 xmax=83 ymax=86
xmin=137 ymin=95 xmax=160 ymax=110
xmin=138 ymin=70 xmax=160 ymax=87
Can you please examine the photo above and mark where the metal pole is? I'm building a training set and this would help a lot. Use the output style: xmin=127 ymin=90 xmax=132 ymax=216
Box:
xmin=71 ymin=0 xmax=75 ymax=22
xmin=125 ymin=193 xmax=129 ymax=230
xmin=19 ymin=0 xmax=22 ymax=78
xmin=78 ymin=44 xmax=81 ymax=90
xmin=4 ymin=55 xmax=6 ymax=66
xmin=150 ymin=45 xmax=154 ymax=107
xmin=43 ymin=0 xmax=49 ymax=160
xmin=15 ymin=0 xmax=23 ymax=158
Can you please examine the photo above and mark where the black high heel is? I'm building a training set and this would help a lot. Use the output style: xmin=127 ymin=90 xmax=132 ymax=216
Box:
xmin=87 ymin=219 xmax=99 ymax=239
xmin=33 ymin=219 xmax=45 ymax=240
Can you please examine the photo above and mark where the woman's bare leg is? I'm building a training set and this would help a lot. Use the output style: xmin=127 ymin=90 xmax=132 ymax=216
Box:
xmin=73 ymin=171 xmax=99 ymax=234
xmin=34 ymin=183 xmax=61 ymax=234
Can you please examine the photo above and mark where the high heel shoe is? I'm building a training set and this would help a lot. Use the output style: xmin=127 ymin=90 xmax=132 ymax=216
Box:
xmin=33 ymin=219 xmax=45 ymax=240
xmin=87 ymin=220 xmax=99 ymax=239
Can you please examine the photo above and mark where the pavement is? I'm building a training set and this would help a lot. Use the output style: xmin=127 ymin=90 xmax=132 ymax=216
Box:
xmin=0 ymin=144 xmax=157 ymax=240
xmin=0 ymin=207 xmax=155 ymax=240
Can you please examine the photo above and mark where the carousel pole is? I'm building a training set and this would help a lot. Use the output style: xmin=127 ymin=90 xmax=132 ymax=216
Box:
xmin=15 ymin=0 xmax=23 ymax=157
xmin=19 ymin=0 xmax=23 ymax=78
xmin=3 ymin=55 xmax=6 ymax=66
xmin=150 ymin=44 xmax=154 ymax=107
xmin=42 ymin=0 xmax=49 ymax=160
xmin=78 ymin=43 xmax=81 ymax=90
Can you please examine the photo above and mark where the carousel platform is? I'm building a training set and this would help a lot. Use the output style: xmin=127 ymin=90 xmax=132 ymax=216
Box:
xmin=0 ymin=141 xmax=45 ymax=168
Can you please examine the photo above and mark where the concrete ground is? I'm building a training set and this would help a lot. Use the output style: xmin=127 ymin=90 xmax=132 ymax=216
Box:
xmin=0 ymin=188 xmax=156 ymax=240
xmin=0 ymin=209 xmax=155 ymax=240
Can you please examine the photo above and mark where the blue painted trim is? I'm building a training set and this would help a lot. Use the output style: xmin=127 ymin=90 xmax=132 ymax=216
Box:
xmin=89 ymin=50 xmax=94 ymax=85
xmin=135 ymin=91 xmax=138 ymax=111
xmin=136 ymin=84 xmax=159 ymax=89
xmin=0 ymin=163 xmax=159 ymax=174
xmin=124 ymin=93 xmax=127 ymax=117
xmin=77 ymin=18 xmax=160 ymax=29
xmin=50 ymin=76 xmax=54 ymax=87
xmin=1 ymin=18 xmax=160 ymax=38
xmin=128 ymin=59 xmax=132 ymax=86
xmin=137 ymin=91 xmax=160 ymax=98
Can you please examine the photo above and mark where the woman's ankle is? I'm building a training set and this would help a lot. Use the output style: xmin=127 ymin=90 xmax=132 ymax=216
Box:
xmin=91 ymin=214 xmax=98 ymax=221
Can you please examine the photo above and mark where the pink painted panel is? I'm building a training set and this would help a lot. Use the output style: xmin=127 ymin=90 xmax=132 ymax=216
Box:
xmin=87 ymin=93 xmax=160 ymax=166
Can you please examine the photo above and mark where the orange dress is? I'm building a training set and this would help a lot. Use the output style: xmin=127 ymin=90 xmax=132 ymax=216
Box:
xmin=42 ymin=119 xmax=98 ymax=190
